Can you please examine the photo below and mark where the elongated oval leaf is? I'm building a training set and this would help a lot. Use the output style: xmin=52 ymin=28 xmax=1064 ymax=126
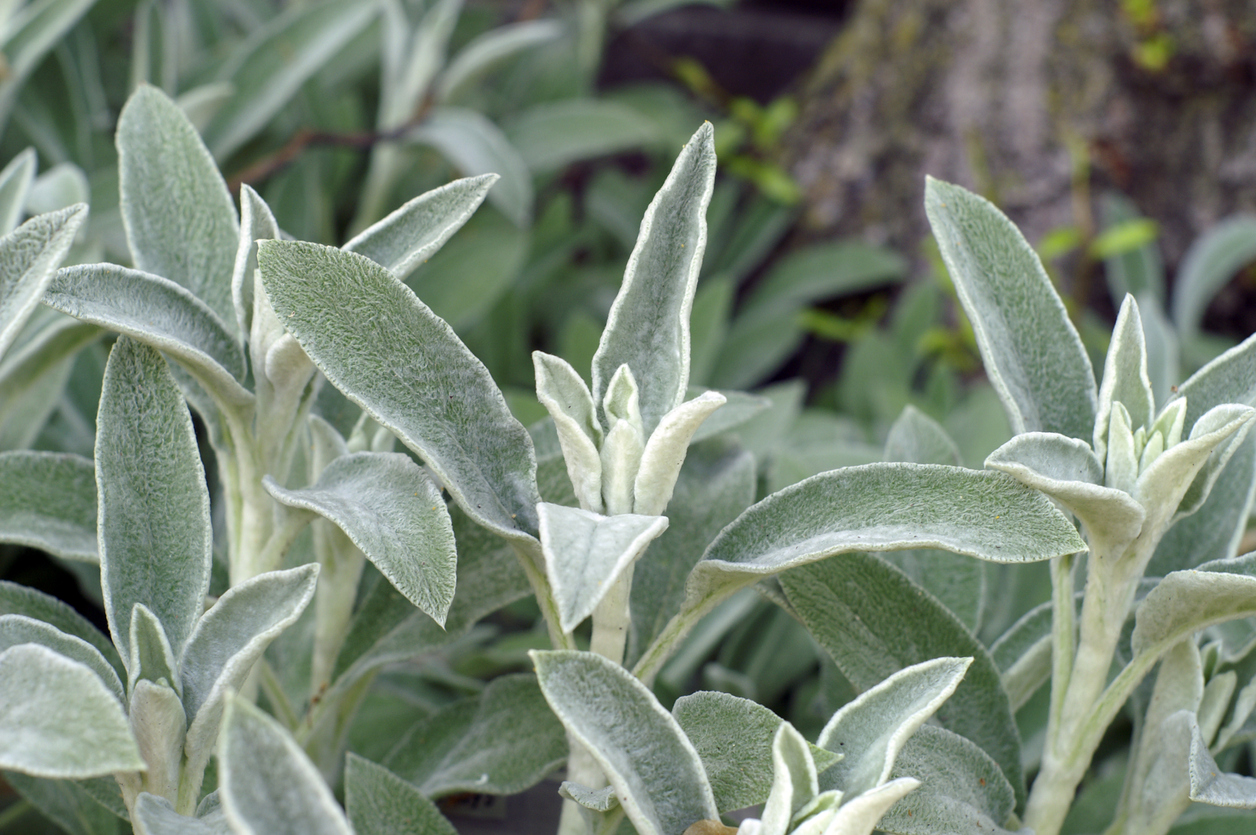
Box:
xmin=46 ymin=264 xmax=251 ymax=408
xmin=0 ymin=318 xmax=101 ymax=450
xmin=345 ymin=754 xmax=459 ymax=835
xmin=884 ymin=405 xmax=961 ymax=466
xmin=689 ymin=463 xmax=1085 ymax=608
xmin=232 ymin=185 xmax=281 ymax=343
xmin=539 ymin=503 xmax=668 ymax=633
xmin=202 ymin=0 xmax=378 ymax=160
xmin=1174 ymin=332 xmax=1256 ymax=430
xmin=97 ymin=338 xmax=212 ymax=662
xmin=1173 ymin=216 xmax=1256 ymax=338
xmin=117 ymin=86 xmax=238 ymax=336
xmin=257 ymin=240 xmax=540 ymax=541
xmin=925 ymin=177 xmax=1096 ymax=440
xmin=382 ymin=673 xmax=566 ymax=797
xmin=506 ymin=99 xmax=662 ymax=174
xmin=782 ymin=554 xmax=1026 ymax=807
xmin=533 ymin=650 xmax=718 ymax=835
xmin=1190 ymin=718 xmax=1256 ymax=808
xmin=0 ymin=614 xmax=123 ymax=704
xmin=134 ymin=794 xmax=229 ymax=835
xmin=218 ymin=695 xmax=352 ymax=835
xmin=0 ymin=644 xmax=144 ymax=779
xmin=0 ymin=580 xmax=121 ymax=677
xmin=344 ymin=174 xmax=497 ymax=282
xmin=1132 ymin=566 xmax=1256 ymax=660
xmin=1095 ymin=295 xmax=1155 ymax=459
xmin=0 ymin=451 xmax=96 ymax=561
xmin=592 ymin=123 xmax=716 ymax=436
xmin=0 ymin=148 xmax=36 ymax=235
xmin=0 ymin=204 xmax=86 ymax=359
xmin=181 ymin=564 xmax=319 ymax=783
xmin=264 ymin=453 xmax=456 ymax=624
xmin=437 ymin=19 xmax=564 ymax=102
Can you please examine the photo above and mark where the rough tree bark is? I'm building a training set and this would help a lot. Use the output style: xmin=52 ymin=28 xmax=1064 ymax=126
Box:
xmin=782 ymin=0 xmax=1256 ymax=284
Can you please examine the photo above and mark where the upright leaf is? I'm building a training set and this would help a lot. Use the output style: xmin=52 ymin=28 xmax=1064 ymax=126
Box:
xmin=0 ymin=451 xmax=96 ymax=561
xmin=0 ymin=148 xmax=36 ymax=235
xmin=257 ymin=240 xmax=540 ymax=540
xmin=218 ymin=695 xmax=352 ymax=835
xmin=0 ymin=0 xmax=97 ymax=132
xmin=264 ymin=453 xmax=457 ymax=625
xmin=345 ymin=755 xmax=459 ymax=835
xmin=0 ymin=644 xmax=144 ymax=779
xmin=924 ymin=177 xmax=1096 ymax=440
xmin=533 ymin=650 xmax=718 ymax=835
xmin=117 ymin=86 xmax=239 ymax=337
xmin=96 ymin=338 xmax=212 ymax=661
xmin=783 ymin=554 xmax=1026 ymax=807
xmin=1172 ymin=216 xmax=1256 ymax=339
xmin=231 ymin=185 xmax=280 ymax=343
xmin=0 ymin=204 xmax=86 ymax=358
xmin=592 ymin=123 xmax=716 ymax=436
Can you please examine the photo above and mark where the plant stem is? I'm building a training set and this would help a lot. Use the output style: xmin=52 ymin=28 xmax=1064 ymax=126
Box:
xmin=310 ymin=524 xmax=366 ymax=694
xmin=589 ymin=566 xmax=634 ymax=665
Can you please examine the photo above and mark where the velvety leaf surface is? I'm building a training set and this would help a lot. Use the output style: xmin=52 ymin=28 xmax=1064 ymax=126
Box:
xmin=218 ymin=695 xmax=352 ymax=835
xmin=345 ymin=754 xmax=459 ymax=835
xmin=231 ymin=184 xmax=281 ymax=343
xmin=533 ymin=650 xmax=718 ymax=835
xmin=0 ymin=615 xmax=123 ymax=704
xmin=0 ymin=580 xmax=120 ymax=676
xmin=0 ymin=148 xmax=35 ymax=235
xmin=257 ymin=240 xmax=540 ymax=541
xmin=382 ymin=673 xmax=566 ymax=797
xmin=1094 ymin=296 xmax=1155 ymax=457
xmin=884 ymin=405 xmax=962 ymax=466
xmin=265 ymin=452 xmax=456 ymax=625
xmin=1173 ymin=333 xmax=1256 ymax=430
xmin=117 ymin=86 xmax=239 ymax=336
xmin=134 ymin=793 xmax=229 ymax=835
xmin=783 ymin=554 xmax=1025 ymax=806
xmin=0 ymin=318 xmax=100 ymax=450
xmin=3 ymin=772 xmax=122 ymax=835
xmin=1190 ymin=718 xmax=1256 ymax=807
xmin=591 ymin=123 xmax=716 ymax=436
xmin=96 ymin=338 xmax=212 ymax=662
xmin=0 ymin=204 xmax=86 ymax=358
xmin=1132 ymin=563 xmax=1256 ymax=660
xmin=0 ymin=451 xmax=96 ymax=561
xmin=0 ymin=644 xmax=144 ymax=778
xmin=925 ymin=177 xmax=1095 ymax=441
xmin=344 ymin=174 xmax=496 ymax=281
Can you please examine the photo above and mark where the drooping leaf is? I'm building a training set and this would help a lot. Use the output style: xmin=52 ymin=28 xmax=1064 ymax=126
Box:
xmin=218 ymin=695 xmax=353 ymax=835
xmin=0 ymin=451 xmax=96 ymax=561
xmin=592 ymin=123 xmax=717 ymax=436
xmin=96 ymin=338 xmax=212 ymax=662
xmin=382 ymin=673 xmax=566 ymax=797
xmin=0 ymin=644 xmax=144 ymax=779
xmin=783 ymin=554 xmax=1025 ymax=807
xmin=505 ymin=99 xmax=662 ymax=173
xmin=437 ymin=19 xmax=565 ymax=102
xmin=117 ymin=86 xmax=239 ymax=337
xmin=201 ymin=0 xmax=379 ymax=160
xmin=672 ymin=690 xmax=840 ymax=813
xmin=1190 ymin=717 xmax=1256 ymax=808
xmin=45 ymin=264 xmax=252 ymax=409
xmin=1131 ymin=565 xmax=1256 ymax=663
xmin=0 ymin=580 xmax=121 ymax=677
xmin=344 ymin=754 xmax=459 ymax=835
xmin=0 ymin=615 xmax=123 ymax=704
xmin=688 ymin=463 xmax=1085 ymax=614
xmin=257 ymin=240 xmax=540 ymax=541
xmin=925 ymin=177 xmax=1096 ymax=441
xmin=265 ymin=453 xmax=456 ymax=624
xmin=1173 ymin=216 xmax=1256 ymax=339
xmin=344 ymin=174 xmax=497 ymax=282
xmin=0 ymin=204 xmax=86 ymax=359
xmin=533 ymin=649 xmax=718 ymax=835
xmin=539 ymin=503 xmax=668 ymax=633
xmin=181 ymin=565 xmax=319 ymax=784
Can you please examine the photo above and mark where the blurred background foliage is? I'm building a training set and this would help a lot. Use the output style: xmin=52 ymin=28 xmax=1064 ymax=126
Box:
xmin=0 ymin=1 xmax=1255 ymax=831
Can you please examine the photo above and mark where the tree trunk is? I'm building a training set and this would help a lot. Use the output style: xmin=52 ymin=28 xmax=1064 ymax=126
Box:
xmin=782 ymin=0 xmax=1256 ymax=285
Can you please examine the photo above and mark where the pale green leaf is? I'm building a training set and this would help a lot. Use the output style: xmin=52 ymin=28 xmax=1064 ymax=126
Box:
xmin=0 ymin=148 xmax=35 ymax=234
xmin=382 ymin=673 xmax=566 ymax=797
xmin=410 ymin=108 xmax=532 ymax=227
xmin=134 ymin=793 xmax=229 ymax=835
xmin=0 ymin=0 xmax=97 ymax=131
xmin=634 ymin=392 xmax=725 ymax=516
xmin=344 ymin=174 xmax=496 ymax=282
xmin=0 ymin=317 xmax=100 ymax=449
xmin=829 ymin=778 xmax=919 ymax=835
xmin=1172 ymin=216 xmax=1256 ymax=338
xmin=202 ymin=0 xmax=379 ymax=159
xmin=689 ymin=463 xmax=1085 ymax=611
xmin=989 ymin=598 xmax=1077 ymax=711
xmin=672 ymin=690 xmax=840 ymax=814
xmin=925 ymin=177 xmax=1096 ymax=440
xmin=27 ymin=163 xmax=90 ymax=216
xmin=506 ymin=99 xmax=662 ymax=173
xmin=0 ymin=614 xmax=123 ymax=704
xmin=884 ymin=405 xmax=962 ymax=466
xmin=688 ymin=390 xmax=769 ymax=443
xmin=127 ymin=603 xmax=176 ymax=694
xmin=1132 ymin=566 xmax=1256 ymax=661
xmin=1101 ymin=192 xmax=1165 ymax=308
xmin=876 ymin=725 xmax=1018 ymax=835
xmin=561 ymin=782 xmax=620 ymax=811
xmin=231 ymin=184 xmax=280 ymax=345
xmin=1095 ymin=295 xmax=1155 ymax=460
xmin=0 ymin=451 xmax=96 ymax=561
xmin=533 ymin=649 xmax=718 ymax=835
xmin=117 ymin=86 xmax=238 ymax=336
xmin=175 ymin=83 xmax=235 ymax=133
xmin=128 ymin=679 xmax=185 ymax=802
xmin=345 ymin=754 xmax=459 ymax=835
xmin=96 ymin=338 xmax=212 ymax=662
xmin=45 ymin=264 xmax=253 ymax=409
xmin=0 ymin=204 xmax=85 ymax=358
xmin=1173 ymin=332 xmax=1256 ymax=430
xmin=257 ymin=240 xmax=541 ymax=541
xmin=3 ymin=772 xmax=122 ymax=835
xmin=181 ymin=564 xmax=319 ymax=785
xmin=539 ymin=503 xmax=668 ymax=633
xmin=1190 ymin=717 xmax=1256 ymax=808
xmin=0 ymin=580 xmax=120 ymax=676
xmin=592 ymin=122 xmax=716 ymax=436
xmin=265 ymin=453 xmax=456 ymax=624
xmin=437 ymin=19 xmax=564 ymax=102
xmin=1139 ymin=292 xmax=1179 ymax=407
xmin=218 ymin=695 xmax=352 ymax=835
xmin=0 ymin=644 xmax=143 ymax=779
xmin=760 ymin=722 xmax=816 ymax=835
xmin=783 ymin=554 xmax=1025 ymax=806
xmin=534 ymin=350 xmax=603 ymax=512
xmin=817 ymin=657 xmax=971 ymax=798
